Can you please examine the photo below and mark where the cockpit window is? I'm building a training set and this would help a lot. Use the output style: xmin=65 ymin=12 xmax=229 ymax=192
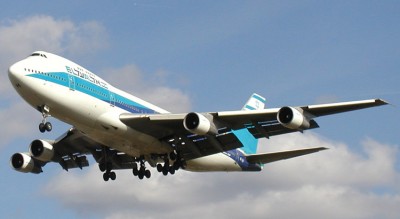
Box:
xmin=30 ymin=53 xmax=47 ymax=58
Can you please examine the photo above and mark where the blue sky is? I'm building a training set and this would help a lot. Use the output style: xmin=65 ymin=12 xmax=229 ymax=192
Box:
xmin=1 ymin=1 xmax=399 ymax=218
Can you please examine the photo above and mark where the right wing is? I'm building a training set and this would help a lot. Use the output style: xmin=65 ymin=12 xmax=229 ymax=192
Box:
xmin=13 ymin=128 xmax=139 ymax=173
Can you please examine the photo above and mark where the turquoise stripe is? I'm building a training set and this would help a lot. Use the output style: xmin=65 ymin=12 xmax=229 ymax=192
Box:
xmin=245 ymin=105 xmax=256 ymax=110
xmin=252 ymin=94 xmax=266 ymax=103
xmin=28 ymin=72 xmax=156 ymax=114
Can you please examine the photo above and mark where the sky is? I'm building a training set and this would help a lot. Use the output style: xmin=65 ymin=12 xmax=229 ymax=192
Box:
xmin=1 ymin=1 xmax=399 ymax=218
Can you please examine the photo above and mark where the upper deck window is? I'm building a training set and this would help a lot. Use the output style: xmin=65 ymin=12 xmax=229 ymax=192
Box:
xmin=30 ymin=53 xmax=47 ymax=58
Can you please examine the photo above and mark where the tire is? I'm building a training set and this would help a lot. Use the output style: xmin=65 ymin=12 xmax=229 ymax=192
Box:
xmin=169 ymin=151 xmax=177 ymax=161
xmin=99 ymin=163 xmax=106 ymax=172
xmin=173 ymin=161 xmax=180 ymax=170
xmin=145 ymin=170 xmax=151 ymax=178
xmin=39 ymin=123 xmax=46 ymax=133
xmin=110 ymin=172 xmax=116 ymax=180
xmin=138 ymin=172 xmax=144 ymax=180
xmin=157 ymin=164 xmax=163 ymax=172
xmin=103 ymin=172 xmax=109 ymax=181
xmin=44 ymin=122 xmax=52 ymax=132
xmin=162 ymin=168 xmax=168 ymax=176
xmin=132 ymin=168 xmax=138 ymax=176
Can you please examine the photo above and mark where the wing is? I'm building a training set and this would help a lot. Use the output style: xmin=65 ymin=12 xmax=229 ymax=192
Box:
xmin=120 ymin=99 xmax=387 ymax=160
xmin=28 ymin=128 xmax=139 ymax=172
xmin=246 ymin=147 xmax=328 ymax=164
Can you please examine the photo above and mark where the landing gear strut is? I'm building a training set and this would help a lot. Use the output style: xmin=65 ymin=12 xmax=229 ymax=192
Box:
xmin=38 ymin=105 xmax=52 ymax=133
xmin=99 ymin=147 xmax=117 ymax=182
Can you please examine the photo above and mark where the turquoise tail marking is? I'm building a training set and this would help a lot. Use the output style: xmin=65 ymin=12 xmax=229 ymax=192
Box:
xmin=232 ymin=128 xmax=258 ymax=154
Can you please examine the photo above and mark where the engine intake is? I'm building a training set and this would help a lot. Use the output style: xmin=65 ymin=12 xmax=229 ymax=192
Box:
xmin=183 ymin=112 xmax=218 ymax=135
xmin=277 ymin=106 xmax=311 ymax=130
xmin=29 ymin=139 xmax=55 ymax=162
xmin=10 ymin=153 xmax=42 ymax=174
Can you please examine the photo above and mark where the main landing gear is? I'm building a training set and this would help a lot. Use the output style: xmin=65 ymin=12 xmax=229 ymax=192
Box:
xmin=99 ymin=162 xmax=116 ymax=181
xmin=99 ymin=151 xmax=186 ymax=182
xmin=38 ymin=105 xmax=52 ymax=133
xmin=132 ymin=156 xmax=151 ymax=180
xmin=156 ymin=151 xmax=185 ymax=176
xmin=99 ymin=147 xmax=117 ymax=181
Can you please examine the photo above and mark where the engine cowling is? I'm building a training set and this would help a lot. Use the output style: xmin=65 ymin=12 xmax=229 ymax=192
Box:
xmin=10 ymin=153 xmax=42 ymax=174
xmin=29 ymin=139 xmax=54 ymax=162
xmin=277 ymin=106 xmax=311 ymax=130
xmin=183 ymin=112 xmax=218 ymax=135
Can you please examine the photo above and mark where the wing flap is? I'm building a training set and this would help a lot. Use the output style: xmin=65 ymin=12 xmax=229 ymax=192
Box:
xmin=246 ymin=147 xmax=328 ymax=164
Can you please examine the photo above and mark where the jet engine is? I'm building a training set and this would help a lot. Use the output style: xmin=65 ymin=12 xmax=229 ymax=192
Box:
xmin=277 ymin=106 xmax=311 ymax=130
xmin=183 ymin=112 xmax=219 ymax=135
xmin=29 ymin=139 xmax=55 ymax=162
xmin=10 ymin=153 xmax=42 ymax=174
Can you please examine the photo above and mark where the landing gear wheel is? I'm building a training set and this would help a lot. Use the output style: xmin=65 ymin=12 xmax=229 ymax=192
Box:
xmin=157 ymin=164 xmax=163 ymax=172
xmin=173 ymin=161 xmax=181 ymax=170
xmin=39 ymin=123 xmax=46 ymax=133
xmin=162 ymin=168 xmax=169 ymax=176
xmin=145 ymin=169 xmax=151 ymax=178
xmin=138 ymin=172 xmax=144 ymax=180
xmin=132 ymin=167 xmax=139 ymax=176
xmin=44 ymin=122 xmax=52 ymax=132
xmin=169 ymin=167 xmax=175 ymax=175
xmin=110 ymin=171 xmax=116 ymax=181
xmin=99 ymin=163 xmax=106 ymax=172
xmin=169 ymin=151 xmax=177 ymax=161
xmin=103 ymin=172 xmax=109 ymax=181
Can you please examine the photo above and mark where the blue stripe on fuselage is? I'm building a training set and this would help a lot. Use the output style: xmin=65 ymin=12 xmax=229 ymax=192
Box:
xmin=223 ymin=149 xmax=262 ymax=171
xmin=27 ymin=71 xmax=157 ymax=114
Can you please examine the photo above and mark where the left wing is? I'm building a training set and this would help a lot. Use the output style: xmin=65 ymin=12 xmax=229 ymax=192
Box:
xmin=246 ymin=147 xmax=328 ymax=164
xmin=120 ymin=99 xmax=387 ymax=160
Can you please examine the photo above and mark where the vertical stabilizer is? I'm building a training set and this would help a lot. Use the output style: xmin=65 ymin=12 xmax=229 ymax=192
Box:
xmin=242 ymin=93 xmax=266 ymax=111
xmin=234 ymin=93 xmax=266 ymax=154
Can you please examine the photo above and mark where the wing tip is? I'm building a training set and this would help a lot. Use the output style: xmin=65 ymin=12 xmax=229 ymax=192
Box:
xmin=375 ymin=98 xmax=389 ymax=106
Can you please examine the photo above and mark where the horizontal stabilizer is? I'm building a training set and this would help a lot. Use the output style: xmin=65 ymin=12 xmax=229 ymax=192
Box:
xmin=246 ymin=147 xmax=328 ymax=164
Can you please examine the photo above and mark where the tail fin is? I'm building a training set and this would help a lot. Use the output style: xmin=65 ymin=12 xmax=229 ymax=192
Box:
xmin=233 ymin=93 xmax=266 ymax=154
xmin=242 ymin=93 xmax=266 ymax=111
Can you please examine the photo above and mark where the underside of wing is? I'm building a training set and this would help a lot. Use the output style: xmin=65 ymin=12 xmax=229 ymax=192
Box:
xmin=119 ymin=98 xmax=387 ymax=160
xmin=246 ymin=147 xmax=328 ymax=164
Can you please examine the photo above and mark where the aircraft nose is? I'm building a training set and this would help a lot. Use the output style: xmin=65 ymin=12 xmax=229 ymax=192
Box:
xmin=8 ymin=61 xmax=22 ymax=82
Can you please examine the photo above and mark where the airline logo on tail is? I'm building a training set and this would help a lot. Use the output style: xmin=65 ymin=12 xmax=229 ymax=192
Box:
xmin=243 ymin=93 xmax=266 ymax=111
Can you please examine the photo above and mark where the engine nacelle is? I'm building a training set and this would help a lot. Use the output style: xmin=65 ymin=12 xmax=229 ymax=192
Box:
xmin=10 ymin=153 xmax=42 ymax=174
xmin=277 ymin=106 xmax=311 ymax=130
xmin=183 ymin=112 xmax=218 ymax=135
xmin=29 ymin=139 xmax=55 ymax=162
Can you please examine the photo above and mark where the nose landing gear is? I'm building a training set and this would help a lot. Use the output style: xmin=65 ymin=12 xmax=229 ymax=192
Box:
xmin=38 ymin=105 xmax=52 ymax=133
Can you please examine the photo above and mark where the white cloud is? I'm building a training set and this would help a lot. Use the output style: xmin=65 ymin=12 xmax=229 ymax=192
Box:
xmin=262 ymin=133 xmax=400 ymax=189
xmin=0 ymin=15 xmax=107 ymax=61
xmin=0 ymin=101 xmax=39 ymax=148
xmin=43 ymin=132 xmax=400 ymax=219
xmin=101 ymin=65 xmax=192 ymax=113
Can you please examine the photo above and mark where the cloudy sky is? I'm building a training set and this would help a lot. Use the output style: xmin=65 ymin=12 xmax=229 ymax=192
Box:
xmin=1 ymin=1 xmax=399 ymax=218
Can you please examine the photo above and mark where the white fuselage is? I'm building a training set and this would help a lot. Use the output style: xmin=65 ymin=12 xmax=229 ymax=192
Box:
xmin=8 ymin=51 xmax=244 ymax=172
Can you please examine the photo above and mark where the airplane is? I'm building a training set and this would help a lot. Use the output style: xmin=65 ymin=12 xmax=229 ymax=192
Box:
xmin=8 ymin=51 xmax=388 ymax=181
